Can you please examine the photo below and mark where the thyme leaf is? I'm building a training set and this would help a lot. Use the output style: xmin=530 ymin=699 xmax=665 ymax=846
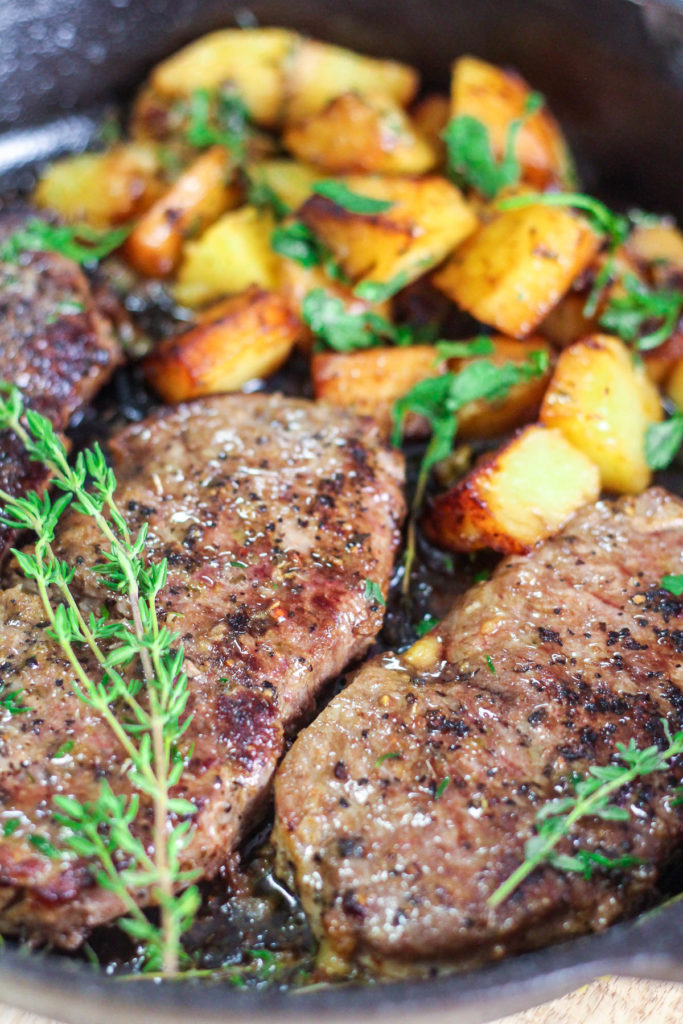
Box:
xmin=364 ymin=578 xmax=386 ymax=607
xmin=489 ymin=720 xmax=683 ymax=907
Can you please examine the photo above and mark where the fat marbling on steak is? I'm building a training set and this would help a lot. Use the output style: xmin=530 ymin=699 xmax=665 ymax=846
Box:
xmin=273 ymin=488 xmax=683 ymax=972
xmin=0 ymin=394 xmax=405 ymax=948
xmin=0 ymin=214 xmax=122 ymax=560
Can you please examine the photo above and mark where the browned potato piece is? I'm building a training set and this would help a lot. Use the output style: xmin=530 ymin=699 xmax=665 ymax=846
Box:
xmin=311 ymin=346 xmax=444 ymax=435
xmin=455 ymin=336 xmax=553 ymax=439
xmin=627 ymin=217 xmax=683 ymax=288
xmin=144 ymin=287 xmax=300 ymax=401
xmin=33 ymin=144 xmax=164 ymax=227
xmin=540 ymin=334 xmax=662 ymax=494
xmin=284 ymin=38 xmax=418 ymax=123
xmin=299 ymin=174 xmax=477 ymax=288
xmin=136 ymin=28 xmax=298 ymax=127
xmin=174 ymin=205 xmax=279 ymax=308
xmin=423 ymin=425 xmax=600 ymax=555
xmin=283 ymin=92 xmax=437 ymax=175
xmin=667 ymin=357 xmax=683 ymax=409
xmin=433 ymin=205 xmax=601 ymax=337
xmin=450 ymin=56 xmax=575 ymax=190
xmin=411 ymin=94 xmax=450 ymax=163
xmin=123 ymin=147 xmax=240 ymax=277
xmin=247 ymin=159 xmax=320 ymax=212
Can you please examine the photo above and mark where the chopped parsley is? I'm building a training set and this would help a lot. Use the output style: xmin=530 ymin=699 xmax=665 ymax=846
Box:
xmin=364 ymin=578 xmax=386 ymax=607
xmin=600 ymin=274 xmax=683 ymax=351
xmin=271 ymin=221 xmax=322 ymax=267
xmin=1 ymin=219 xmax=129 ymax=266
xmin=661 ymin=574 xmax=683 ymax=597
xmin=645 ymin=414 xmax=683 ymax=470
xmin=436 ymin=336 xmax=495 ymax=361
xmin=353 ymin=268 xmax=415 ymax=303
xmin=443 ymin=91 xmax=543 ymax=199
xmin=415 ymin=614 xmax=439 ymax=637
xmin=185 ymin=87 xmax=252 ymax=162
xmin=311 ymin=180 xmax=394 ymax=214
xmin=434 ymin=777 xmax=451 ymax=800
xmin=246 ymin=177 xmax=291 ymax=220
xmin=485 ymin=654 xmax=496 ymax=675
xmin=302 ymin=289 xmax=409 ymax=352
xmin=2 ymin=818 xmax=21 ymax=838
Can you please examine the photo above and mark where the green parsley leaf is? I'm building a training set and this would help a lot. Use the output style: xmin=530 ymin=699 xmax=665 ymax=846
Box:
xmin=436 ymin=336 xmax=495 ymax=360
xmin=52 ymin=740 xmax=74 ymax=759
xmin=473 ymin=569 xmax=491 ymax=583
xmin=246 ymin=177 xmax=290 ymax=220
xmin=661 ymin=574 xmax=683 ymax=596
xmin=312 ymin=180 xmax=394 ymax=214
xmin=600 ymin=274 xmax=683 ymax=351
xmin=376 ymin=751 xmax=401 ymax=766
xmin=365 ymin=578 xmax=386 ymax=607
xmin=645 ymin=414 xmax=683 ymax=470
xmin=434 ymin=777 xmax=451 ymax=799
xmin=443 ymin=92 xmax=543 ymax=199
xmin=186 ymin=87 xmax=251 ymax=161
xmin=353 ymin=268 xmax=414 ymax=303
xmin=1 ymin=219 xmax=128 ymax=266
xmin=416 ymin=614 xmax=439 ymax=637
xmin=2 ymin=818 xmax=21 ymax=837
xmin=302 ymin=289 xmax=403 ymax=352
xmin=271 ymin=221 xmax=322 ymax=267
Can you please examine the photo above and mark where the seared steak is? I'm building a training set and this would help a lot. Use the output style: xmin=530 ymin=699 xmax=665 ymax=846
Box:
xmin=0 ymin=394 xmax=405 ymax=948
xmin=0 ymin=220 xmax=122 ymax=560
xmin=273 ymin=488 xmax=683 ymax=972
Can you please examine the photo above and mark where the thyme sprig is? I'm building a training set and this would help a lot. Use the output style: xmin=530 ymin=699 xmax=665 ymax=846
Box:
xmin=489 ymin=721 xmax=683 ymax=908
xmin=0 ymin=383 xmax=199 ymax=974
xmin=0 ymin=682 xmax=28 ymax=715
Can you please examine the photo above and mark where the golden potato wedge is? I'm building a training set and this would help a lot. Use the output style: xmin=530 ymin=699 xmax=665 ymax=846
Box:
xmin=311 ymin=346 xmax=444 ymax=435
xmin=139 ymin=28 xmax=298 ymax=127
xmin=540 ymin=334 xmax=662 ymax=494
xmin=247 ymin=158 xmax=320 ymax=212
xmin=299 ymin=174 xmax=478 ymax=288
xmin=33 ymin=143 xmax=164 ymax=227
xmin=433 ymin=204 xmax=601 ymax=338
xmin=144 ymin=286 xmax=300 ymax=401
xmin=450 ymin=56 xmax=575 ymax=190
xmin=410 ymin=93 xmax=450 ymax=163
xmin=423 ymin=425 xmax=600 ymax=555
xmin=284 ymin=38 xmax=418 ymax=123
xmin=174 ymin=205 xmax=279 ymax=308
xmin=123 ymin=147 xmax=240 ymax=277
xmin=283 ymin=92 xmax=437 ymax=175
xmin=627 ymin=217 xmax=683 ymax=289
xmin=454 ymin=336 xmax=553 ymax=439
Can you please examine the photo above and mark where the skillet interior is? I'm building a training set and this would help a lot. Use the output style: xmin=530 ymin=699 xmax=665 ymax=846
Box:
xmin=0 ymin=0 xmax=682 ymax=1020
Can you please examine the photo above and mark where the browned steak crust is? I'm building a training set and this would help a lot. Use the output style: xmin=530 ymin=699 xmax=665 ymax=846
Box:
xmin=0 ymin=226 xmax=122 ymax=560
xmin=0 ymin=394 xmax=405 ymax=948
xmin=273 ymin=489 xmax=683 ymax=973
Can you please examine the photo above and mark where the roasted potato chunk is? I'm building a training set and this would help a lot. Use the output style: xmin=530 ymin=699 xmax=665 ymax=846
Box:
xmin=433 ymin=204 xmax=601 ymax=337
xmin=284 ymin=38 xmax=418 ymax=123
xmin=247 ymin=159 xmax=320 ymax=212
xmin=450 ymin=56 xmax=575 ymax=190
xmin=423 ymin=425 xmax=600 ymax=554
xmin=284 ymin=92 xmax=437 ymax=175
xmin=455 ymin=336 xmax=553 ymax=439
xmin=667 ymin=357 xmax=683 ymax=409
xmin=299 ymin=174 xmax=477 ymax=288
xmin=124 ymin=147 xmax=240 ymax=277
xmin=136 ymin=28 xmax=297 ymax=128
xmin=144 ymin=286 xmax=299 ymax=401
xmin=311 ymin=346 xmax=444 ymax=435
xmin=540 ymin=334 xmax=662 ymax=494
xmin=627 ymin=217 xmax=683 ymax=289
xmin=174 ymin=205 xmax=279 ymax=308
xmin=33 ymin=144 xmax=163 ymax=227
xmin=410 ymin=93 xmax=450 ymax=164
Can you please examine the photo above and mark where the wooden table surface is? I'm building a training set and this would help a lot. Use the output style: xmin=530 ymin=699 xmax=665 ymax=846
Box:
xmin=1 ymin=977 xmax=682 ymax=1024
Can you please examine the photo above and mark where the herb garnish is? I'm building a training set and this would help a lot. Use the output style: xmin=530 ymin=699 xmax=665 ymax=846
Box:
xmin=645 ymin=414 xmax=683 ymax=470
xmin=271 ymin=222 xmax=323 ymax=268
xmin=246 ymin=177 xmax=291 ymax=220
xmin=186 ymin=87 xmax=251 ymax=162
xmin=0 ymin=683 xmax=28 ymax=715
xmin=600 ymin=274 xmax=683 ymax=351
xmin=1 ymin=219 xmax=128 ymax=266
xmin=485 ymin=654 xmax=496 ymax=675
xmin=443 ymin=92 xmax=543 ymax=199
xmin=365 ymin=578 xmax=386 ymax=607
xmin=353 ymin=269 xmax=414 ymax=303
xmin=489 ymin=720 xmax=683 ymax=907
xmin=0 ymin=384 xmax=199 ymax=974
xmin=393 ymin=352 xmax=548 ymax=590
xmin=416 ymin=614 xmax=439 ymax=637
xmin=302 ymin=289 xmax=412 ymax=351
xmin=376 ymin=751 xmax=401 ymax=766
xmin=434 ymin=777 xmax=451 ymax=800
xmin=311 ymin=181 xmax=395 ymax=214
xmin=662 ymin=574 xmax=683 ymax=597
xmin=435 ymin=336 xmax=495 ymax=361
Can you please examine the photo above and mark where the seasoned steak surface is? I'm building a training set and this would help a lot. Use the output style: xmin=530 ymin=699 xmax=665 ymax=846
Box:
xmin=0 ymin=224 xmax=122 ymax=559
xmin=0 ymin=394 xmax=405 ymax=948
xmin=273 ymin=489 xmax=683 ymax=972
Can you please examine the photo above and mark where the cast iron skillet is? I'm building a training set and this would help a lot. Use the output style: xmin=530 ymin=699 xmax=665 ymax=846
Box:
xmin=0 ymin=1 xmax=682 ymax=1021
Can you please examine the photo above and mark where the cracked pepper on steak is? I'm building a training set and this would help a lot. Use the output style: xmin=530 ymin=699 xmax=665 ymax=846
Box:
xmin=0 ymin=393 xmax=405 ymax=948
xmin=273 ymin=488 xmax=683 ymax=972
